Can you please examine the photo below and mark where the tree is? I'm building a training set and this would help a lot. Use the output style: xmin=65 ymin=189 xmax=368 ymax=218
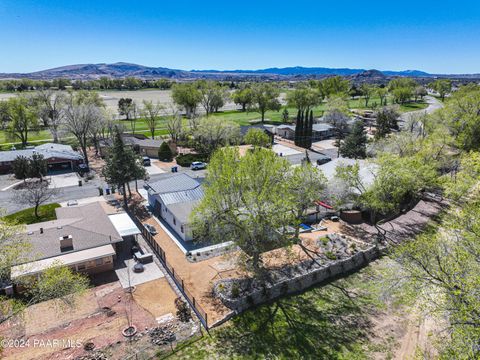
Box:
xmin=430 ymin=79 xmax=452 ymax=101
xmin=198 ymin=81 xmax=228 ymax=116
xmin=118 ymin=98 xmax=136 ymax=121
xmin=194 ymin=118 xmax=241 ymax=155
xmin=171 ymin=83 xmax=202 ymax=118
xmin=324 ymin=97 xmax=350 ymax=154
xmin=12 ymin=156 xmax=30 ymax=181
xmin=64 ymin=101 xmax=101 ymax=166
xmin=414 ymin=85 xmax=427 ymax=102
xmin=251 ymin=83 xmax=281 ymax=123
xmin=282 ymin=108 xmax=289 ymax=122
xmin=158 ymin=142 xmax=173 ymax=161
xmin=360 ymin=84 xmax=374 ymax=107
xmin=141 ymin=100 xmax=164 ymax=139
xmin=287 ymin=84 xmax=321 ymax=114
xmin=244 ymin=128 xmax=271 ymax=149
xmin=339 ymin=120 xmax=367 ymax=159
xmin=103 ymin=128 xmax=145 ymax=206
xmin=28 ymin=153 xmax=48 ymax=180
xmin=14 ymin=181 xmax=59 ymax=219
xmin=318 ymin=76 xmax=351 ymax=98
xmin=166 ymin=113 xmax=183 ymax=144
xmin=391 ymin=87 xmax=413 ymax=104
xmin=232 ymin=86 xmax=254 ymax=111
xmin=375 ymin=106 xmax=400 ymax=139
xmin=191 ymin=148 xmax=295 ymax=275
xmin=376 ymin=87 xmax=388 ymax=106
xmin=5 ymin=97 xmax=38 ymax=146
xmin=34 ymin=90 xmax=65 ymax=143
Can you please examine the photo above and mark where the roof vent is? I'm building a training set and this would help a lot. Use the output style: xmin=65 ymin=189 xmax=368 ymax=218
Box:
xmin=57 ymin=226 xmax=63 ymax=229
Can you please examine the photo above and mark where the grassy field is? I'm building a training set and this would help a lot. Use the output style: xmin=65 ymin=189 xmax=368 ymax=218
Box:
xmin=3 ymin=203 xmax=60 ymax=224
xmin=163 ymin=260 xmax=400 ymax=360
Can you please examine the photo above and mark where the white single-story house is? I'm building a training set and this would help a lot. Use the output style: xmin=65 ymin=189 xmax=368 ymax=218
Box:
xmin=144 ymin=174 xmax=203 ymax=241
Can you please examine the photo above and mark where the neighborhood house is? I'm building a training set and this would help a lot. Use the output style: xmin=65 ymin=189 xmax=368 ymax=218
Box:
xmin=99 ymin=134 xmax=165 ymax=158
xmin=276 ymin=123 xmax=335 ymax=141
xmin=0 ymin=143 xmax=84 ymax=174
xmin=145 ymin=173 xmax=203 ymax=241
xmin=10 ymin=202 xmax=140 ymax=284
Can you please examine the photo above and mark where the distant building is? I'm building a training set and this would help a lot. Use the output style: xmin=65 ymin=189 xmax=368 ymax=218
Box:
xmin=10 ymin=202 xmax=140 ymax=283
xmin=0 ymin=143 xmax=83 ymax=174
xmin=276 ymin=123 xmax=334 ymax=141
xmin=99 ymin=134 xmax=165 ymax=158
xmin=144 ymin=174 xmax=203 ymax=241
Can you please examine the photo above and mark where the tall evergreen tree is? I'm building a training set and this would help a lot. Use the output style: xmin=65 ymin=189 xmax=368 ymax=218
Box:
xmin=294 ymin=109 xmax=302 ymax=146
xmin=103 ymin=128 xmax=145 ymax=207
xmin=339 ymin=120 xmax=367 ymax=159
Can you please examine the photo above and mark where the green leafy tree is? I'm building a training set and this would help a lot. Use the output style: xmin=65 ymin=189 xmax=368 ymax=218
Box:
xmin=360 ymin=84 xmax=374 ymax=107
xmin=192 ymin=148 xmax=325 ymax=275
xmin=5 ymin=96 xmax=38 ymax=146
xmin=375 ymin=87 xmax=388 ymax=106
xmin=118 ymin=98 xmax=136 ymax=121
xmin=158 ymin=141 xmax=173 ymax=161
xmin=318 ymin=76 xmax=351 ymax=98
xmin=232 ymin=86 xmax=254 ymax=111
xmin=339 ymin=120 xmax=367 ymax=159
xmin=430 ymin=79 xmax=452 ymax=101
xmin=287 ymin=84 xmax=321 ymax=114
xmin=194 ymin=117 xmax=241 ymax=155
xmin=171 ymin=83 xmax=202 ymax=118
xmin=251 ymin=83 xmax=282 ymax=123
xmin=244 ymin=128 xmax=271 ymax=149
xmin=198 ymin=81 xmax=228 ymax=116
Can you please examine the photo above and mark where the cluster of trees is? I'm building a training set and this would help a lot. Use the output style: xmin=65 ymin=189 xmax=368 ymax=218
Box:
xmin=0 ymin=77 xmax=174 ymax=92
xmin=12 ymin=153 xmax=47 ymax=181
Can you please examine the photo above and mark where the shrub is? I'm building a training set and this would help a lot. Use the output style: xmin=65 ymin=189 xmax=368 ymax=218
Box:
xmin=325 ymin=251 xmax=337 ymax=260
xmin=158 ymin=142 xmax=173 ymax=162
xmin=231 ymin=282 xmax=240 ymax=298
xmin=175 ymin=153 xmax=208 ymax=167
xmin=174 ymin=297 xmax=192 ymax=322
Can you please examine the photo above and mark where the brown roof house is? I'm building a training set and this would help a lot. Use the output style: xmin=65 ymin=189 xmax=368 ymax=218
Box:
xmin=10 ymin=202 xmax=140 ymax=282
xmin=99 ymin=134 xmax=166 ymax=158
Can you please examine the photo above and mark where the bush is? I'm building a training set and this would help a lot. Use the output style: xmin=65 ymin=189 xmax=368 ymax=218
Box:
xmin=175 ymin=153 xmax=208 ymax=167
xmin=174 ymin=297 xmax=192 ymax=322
xmin=158 ymin=142 xmax=173 ymax=162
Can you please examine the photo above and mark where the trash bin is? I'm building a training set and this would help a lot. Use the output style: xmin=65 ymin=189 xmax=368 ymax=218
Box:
xmin=174 ymin=166 xmax=178 ymax=173
xmin=105 ymin=188 xmax=111 ymax=195
xmin=78 ymin=180 xmax=82 ymax=187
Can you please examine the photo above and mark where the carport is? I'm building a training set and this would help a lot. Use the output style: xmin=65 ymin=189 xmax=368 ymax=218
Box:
xmin=108 ymin=213 xmax=141 ymax=238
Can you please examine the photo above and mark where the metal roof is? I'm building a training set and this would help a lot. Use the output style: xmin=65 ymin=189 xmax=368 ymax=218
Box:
xmin=159 ymin=187 xmax=204 ymax=206
xmin=146 ymin=173 xmax=201 ymax=194
xmin=167 ymin=201 xmax=200 ymax=224
xmin=108 ymin=213 xmax=141 ymax=237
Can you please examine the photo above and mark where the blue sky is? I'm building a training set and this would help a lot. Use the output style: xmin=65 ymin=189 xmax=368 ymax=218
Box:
xmin=1 ymin=0 xmax=479 ymax=74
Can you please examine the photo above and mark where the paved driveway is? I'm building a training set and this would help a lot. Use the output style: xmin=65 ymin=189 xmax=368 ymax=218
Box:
xmin=47 ymin=172 xmax=80 ymax=189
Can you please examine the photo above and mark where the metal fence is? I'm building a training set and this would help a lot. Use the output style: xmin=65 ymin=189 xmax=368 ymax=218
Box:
xmin=130 ymin=213 xmax=209 ymax=330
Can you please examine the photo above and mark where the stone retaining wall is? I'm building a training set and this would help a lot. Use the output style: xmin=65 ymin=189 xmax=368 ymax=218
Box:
xmin=214 ymin=245 xmax=382 ymax=313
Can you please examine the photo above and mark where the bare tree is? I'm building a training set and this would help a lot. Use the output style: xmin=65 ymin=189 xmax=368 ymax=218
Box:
xmin=14 ymin=181 xmax=60 ymax=219
xmin=166 ymin=112 xmax=183 ymax=144
xmin=64 ymin=101 xmax=101 ymax=166
xmin=141 ymin=100 xmax=164 ymax=139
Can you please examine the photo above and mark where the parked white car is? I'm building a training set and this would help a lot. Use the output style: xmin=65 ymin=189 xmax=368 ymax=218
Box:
xmin=190 ymin=161 xmax=207 ymax=170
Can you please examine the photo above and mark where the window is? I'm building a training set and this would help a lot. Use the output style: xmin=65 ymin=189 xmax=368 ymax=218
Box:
xmin=95 ymin=258 xmax=103 ymax=266
xmin=181 ymin=225 xmax=184 ymax=233
xmin=77 ymin=263 xmax=86 ymax=271
xmin=173 ymin=217 xmax=176 ymax=225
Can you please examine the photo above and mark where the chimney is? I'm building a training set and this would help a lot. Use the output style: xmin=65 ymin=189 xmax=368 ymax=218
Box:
xmin=40 ymin=228 xmax=44 ymax=234
xmin=59 ymin=235 xmax=73 ymax=252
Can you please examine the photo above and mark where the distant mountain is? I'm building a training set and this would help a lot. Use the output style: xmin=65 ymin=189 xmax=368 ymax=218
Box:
xmin=1 ymin=62 xmax=477 ymax=80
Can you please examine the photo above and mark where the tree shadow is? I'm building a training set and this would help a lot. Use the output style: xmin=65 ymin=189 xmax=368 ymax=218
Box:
xmin=213 ymin=281 xmax=375 ymax=359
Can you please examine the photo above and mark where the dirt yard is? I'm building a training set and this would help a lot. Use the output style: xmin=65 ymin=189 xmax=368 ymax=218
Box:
xmin=0 ymin=278 xmax=182 ymax=360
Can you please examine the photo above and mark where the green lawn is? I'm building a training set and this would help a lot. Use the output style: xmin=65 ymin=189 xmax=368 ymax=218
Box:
xmin=3 ymin=203 xmax=61 ymax=224
xmin=163 ymin=261 xmax=398 ymax=360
